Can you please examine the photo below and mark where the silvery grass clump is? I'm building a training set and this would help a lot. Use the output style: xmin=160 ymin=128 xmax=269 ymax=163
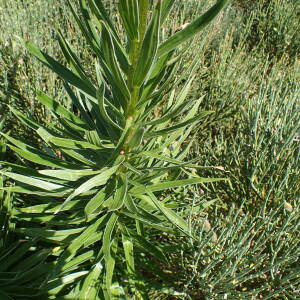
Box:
xmin=170 ymin=203 xmax=300 ymax=299
xmin=0 ymin=0 xmax=229 ymax=298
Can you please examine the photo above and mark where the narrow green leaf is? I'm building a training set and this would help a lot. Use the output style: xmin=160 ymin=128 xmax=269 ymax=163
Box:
xmin=36 ymin=91 xmax=90 ymax=131
xmin=118 ymin=0 xmax=139 ymax=40
xmin=161 ymin=0 xmax=176 ymax=24
xmin=122 ymin=232 xmax=135 ymax=288
xmin=144 ymin=100 xmax=194 ymax=126
xmin=14 ymin=227 xmax=84 ymax=243
xmin=0 ymin=171 xmax=68 ymax=192
xmin=9 ymin=106 xmax=40 ymax=130
xmin=100 ymin=22 xmax=130 ymax=101
xmin=88 ymin=0 xmax=130 ymax=73
xmin=0 ymin=241 xmax=35 ymax=272
xmin=139 ymin=51 xmax=173 ymax=103
xmin=97 ymin=85 xmax=123 ymax=131
xmin=103 ymin=213 xmax=118 ymax=295
xmin=55 ymin=164 xmax=121 ymax=214
xmin=61 ymin=149 xmax=98 ymax=167
xmin=38 ymin=169 xmax=102 ymax=182
xmin=20 ymin=38 xmax=97 ymax=98
xmin=88 ymin=0 xmax=119 ymax=41
xmin=103 ymin=213 xmax=118 ymax=260
xmin=0 ymin=186 xmax=71 ymax=197
xmin=133 ymin=1 xmax=161 ymax=86
xmin=57 ymin=29 xmax=90 ymax=80
xmin=46 ymin=271 xmax=89 ymax=295
xmin=145 ymin=111 xmax=214 ymax=138
xmin=17 ymin=200 xmax=84 ymax=214
xmin=109 ymin=175 xmax=128 ymax=211
xmin=61 ymin=250 xmax=95 ymax=272
xmin=64 ymin=82 xmax=95 ymax=130
xmin=0 ymin=162 xmax=69 ymax=184
xmin=136 ymin=151 xmax=198 ymax=167
xmin=79 ymin=262 xmax=103 ymax=300
xmin=7 ymin=144 xmax=80 ymax=169
xmin=131 ymin=177 xmax=227 ymax=194
xmin=158 ymin=0 xmax=230 ymax=57
xmin=67 ymin=0 xmax=100 ymax=54
xmin=146 ymin=190 xmax=190 ymax=234
xmin=121 ymin=211 xmax=174 ymax=233
xmin=79 ymin=0 xmax=102 ymax=46
xmin=84 ymin=189 xmax=107 ymax=216
xmin=37 ymin=127 xmax=102 ymax=150
xmin=66 ymin=215 xmax=109 ymax=257
xmin=50 ymin=215 xmax=108 ymax=279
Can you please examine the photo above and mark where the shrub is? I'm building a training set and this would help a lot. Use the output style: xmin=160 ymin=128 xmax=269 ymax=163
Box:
xmin=0 ymin=0 xmax=230 ymax=298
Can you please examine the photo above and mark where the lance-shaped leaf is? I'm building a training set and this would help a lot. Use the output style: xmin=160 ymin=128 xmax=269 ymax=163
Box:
xmin=161 ymin=0 xmax=176 ymax=24
xmin=0 ymin=171 xmax=68 ymax=192
xmin=45 ymin=271 xmax=89 ymax=295
xmin=84 ymin=189 xmax=108 ymax=217
xmin=145 ymin=111 xmax=214 ymax=137
xmin=20 ymin=38 xmax=97 ymax=98
xmin=17 ymin=200 xmax=84 ymax=214
xmin=57 ymin=29 xmax=90 ymax=80
xmin=144 ymin=100 xmax=195 ymax=126
xmin=55 ymin=163 xmax=121 ymax=214
xmin=67 ymin=0 xmax=101 ymax=56
xmin=118 ymin=0 xmax=139 ymax=40
xmin=59 ymin=148 xmax=99 ymax=167
xmin=0 ymin=162 xmax=69 ymax=184
xmin=130 ymin=177 xmax=227 ymax=194
xmin=64 ymin=83 xmax=95 ymax=131
xmin=79 ymin=0 xmax=102 ymax=46
xmin=146 ymin=190 xmax=190 ymax=235
xmin=88 ymin=0 xmax=119 ymax=41
xmin=9 ymin=106 xmax=40 ymax=131
xmin=109 ymin=175 xmax=128 ymax=211
xmin=36 ymin=91 xmax=90 ymax=131
xmin=0 ymin=186 xmax=71 ymax=197
xmin=79 ymin=262 xmax=103 ymax=300
xmin=97 ymin=85 xmax=123 ymax=133
xmin=36 ymin=127 xmax=102 ymax=150
xmin=14 ymin=227 xmax=85 ymax=244
xmin=121 ymin=211 xmax=174 ymax=233
xmin=38 ymin=169 xmax=102 ymax=182
xmin=2 ymin=134 xmax=80 ymax=169
xmin=99 ymin=22 xmax=130 ymax=102
xmin=103 ymin=213 xmax=118 ymax=296
xmin=158 ymin=0 xmax=230 ymax=57
xmin=88 ymin=0 xmax=130 ymax=73
xmin=133 ymin=1 xmax=161 ymax=86
xmin=139 ymin=50 xmax=174 ymax=103
xmin=50 ymin=214 xmax=109 ymax=279
xmin=61 ymin=250 xmax=95 ymax=273
xmin=136 ymin=151 xmax=199 ymax=168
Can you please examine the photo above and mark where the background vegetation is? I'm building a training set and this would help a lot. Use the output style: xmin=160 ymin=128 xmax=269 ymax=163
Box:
xmin=0 ymin=0 xmax=299 ymax=298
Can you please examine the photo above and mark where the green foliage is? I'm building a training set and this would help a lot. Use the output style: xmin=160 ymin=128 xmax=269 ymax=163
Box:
xmin=0 ymin=0 xmax=299 ymax=299
xmin=0 ymin=0 xmax=229 ymax=298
